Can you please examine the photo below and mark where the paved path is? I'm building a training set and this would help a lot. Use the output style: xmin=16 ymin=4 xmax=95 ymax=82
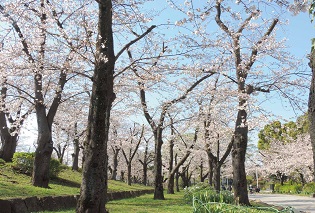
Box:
xmin=249 ymin=193 xmax=315 ymax=213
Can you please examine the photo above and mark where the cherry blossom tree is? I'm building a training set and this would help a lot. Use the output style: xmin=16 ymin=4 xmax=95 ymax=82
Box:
xmin=167 ymin=0 xmax=309 ymax=204
xmin=121 ymin=123 xmax=144 ymax=185
xmin=260 ymin=134 xmax=314 ymax=185
xmin=138 ymin=136 xmax=154 ymax=185
xmin=0 ymin=0 xmax=91 ymax=187
xmin=0 ymin=80 xmax=33 ymax=161
xmin=309 ymin=1 xmax=315 ymax=181
xmin=165 ymin=115 xmax=198 ymax=194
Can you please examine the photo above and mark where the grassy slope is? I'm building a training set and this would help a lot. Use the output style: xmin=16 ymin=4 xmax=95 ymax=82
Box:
xmin=0 ymin=163 xmax=152 ymax=199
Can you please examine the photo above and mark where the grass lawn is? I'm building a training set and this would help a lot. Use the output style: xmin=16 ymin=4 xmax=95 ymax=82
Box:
xmin=40 ymin=191 xmax=192 ymax=213
xmin=0 ymin=163 xmax=152 ymax=199
xmin=107 ymin=191 xmax=192 ymax=213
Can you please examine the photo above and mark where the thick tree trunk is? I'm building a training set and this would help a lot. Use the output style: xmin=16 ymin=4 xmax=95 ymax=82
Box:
xmin=175 ymin=171 xmax=180 ymax=192
xmin=167 ymin=129 xmax=174 ymax=194
xmin=76 ymin=0 xmax=115 ymax=212
xmin=167 ymin=173 xmax=175 ymax=194
xmin=199 ymin=161 xmax=204 ymax=182
xmin=308 ymin=48 xmax=315 ymax=182
xmin=32 ymin=105 xmax=53 ymax=188
xmin=153 ymin=132 xmax=165 ymax=199
xmin=232 ymin=109 xmax=250 ymax=205
xmin=127 ymin=163 xmax=132 ymax=186
xmin=213 ymin=162 xmax=221 ymax=192
xmin=72 ymin=123 xmax=80 ymax=171
xmin=208 ymin=157 xmax=213 ymax=186
xmin=0 ymin=85 xmax=18 ymax=162
xmin=111 ymin=148 xmax=120 ymax=180
xmin=141 ymin=139 xmax=150 ymax=185
xmin=72 ymin=138 xmax=80 ymax=171
xmin=0 ymin=133 xmax=17 ymax=162
xmin=142 ymin=162 xmax=148 ymax=185
xmin=180 ymin=169 xmax=190 ymax=188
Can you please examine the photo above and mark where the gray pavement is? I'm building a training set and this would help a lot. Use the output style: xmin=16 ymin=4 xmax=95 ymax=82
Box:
xmin=249 ymin=193 xmax=315 ymax=213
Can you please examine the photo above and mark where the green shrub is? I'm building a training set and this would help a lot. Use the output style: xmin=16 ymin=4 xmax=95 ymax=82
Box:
xmin=301 ymin=182 xmax=315 ymax=195
xmin=192 ymin=200 xmax=294 ymax=213
xmin=12 ymin=152 xmax=35 ymax=175
xmin=49 ymin=158 xmax=62 ymax=179
xmin=184 ymin=183 xmax=234 ymax=205
xmin=274 ymin=183 xmax=302 ymax=194
xmin=12 ymin=152 xmax=62 ymax=178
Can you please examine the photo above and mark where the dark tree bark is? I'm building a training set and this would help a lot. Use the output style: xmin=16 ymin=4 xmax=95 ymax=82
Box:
xmin=72 ymin=123 xmax=82 ymax=171
xmin=167 ymin=116 xmax=175 ymax=194
xmin=208 ymin=157 xmax=214 ymax=186
xmin=0 ymin=86 xmax=18 ymax=162
xmin=179 ymin=163 xmax=192 ymax=188
xmin=175 ymin=154 xmax=180 ymax=192
xmin=0 ymin=82 xmax=29 ymax=162
xmin=308 ymin=48 xmax=315 ymax=182
xmin=199 ymin=160 xmax=204 ymax=182
xmin=76 ymin=0 xmax=115 ymax=212
xmin=0 ymin=134 xmax=17 ymax=162
xmin=110 ymin=146 xmax=120 ymax=180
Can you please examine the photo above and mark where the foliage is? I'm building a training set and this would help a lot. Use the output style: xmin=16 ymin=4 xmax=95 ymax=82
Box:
xmin=49 ymin=159 xmax=62 ymax=179
xmin=301 ymin=182 xmax=315 ymax=195
xmin=183 ymin=183 xmax=234 ymax=205
xmin=186 ymin=183 xmax=294 ymax=213
xmin=12 ymin=152 xmax=62 ymax=179
xmin=192 ymin=199 xmax=293 ymax=213
xmin=0 ymin=158 xmax=6 ymax=166
xmin=258 ymin=114 xmax=309 ymax=150
xmin=274 ymin=183 xmax=303 ymax=194
xmin=12 ymin=152 xmax=35 ymax=175
xmin=260 ymin=134 xmax=313 ymax=182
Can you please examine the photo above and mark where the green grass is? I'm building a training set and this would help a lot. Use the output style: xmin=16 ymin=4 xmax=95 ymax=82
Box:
xmin=107 ymin=191 xmax=192 ymax=213
xmin=0 ymin=162 xmax=152 ymax=199
xmin=0 ymin=162 xmax=292 ymax=213
xmin=40 ymin=191 xmax=192 ymax=213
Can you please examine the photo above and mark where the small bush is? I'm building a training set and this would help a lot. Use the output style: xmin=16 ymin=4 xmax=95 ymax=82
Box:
xmin=12 ymin=152 xmax=62 ymax=178
xmin=192 ymin=200 xmax=294 ymax=213
xmin=301 ymin=182 xmax=315 ymax=195
xmin=274 ymin=183 xmax=302 ymax=194
xmin=12 ymin=152 xmax=35 ymax=175
xmin=184 ymin=183 xmax=234 ymax=205
xmin=49 ymin=158 xmax=62 ymax=179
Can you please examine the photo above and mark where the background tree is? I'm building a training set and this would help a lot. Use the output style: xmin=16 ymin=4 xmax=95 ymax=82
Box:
xmin=138 ymin=136 xmax=154 ymax=185
xmin=260 ymin=134 xmax=313 ymax=185
xmin=309 ymin=0 xmax=315 ymax=182
xmin=121 ymin=123 xmax=144 ymax=185
xmin=0 ymin=80 xmax=32 ymax=161
xmin=0 ymin=0 xmax=88 ymax=187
